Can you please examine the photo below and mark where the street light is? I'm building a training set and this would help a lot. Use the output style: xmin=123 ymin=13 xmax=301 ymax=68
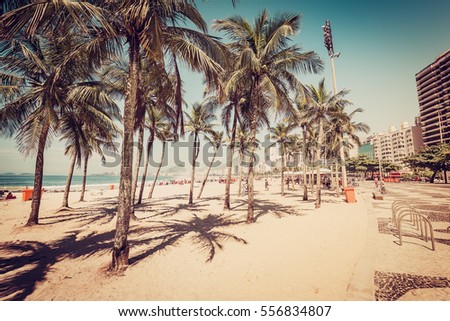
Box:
xmin=322 ymin=20 xmax=347 ymax=188
xmin=322 ymin=20 xmax=340 ymax=94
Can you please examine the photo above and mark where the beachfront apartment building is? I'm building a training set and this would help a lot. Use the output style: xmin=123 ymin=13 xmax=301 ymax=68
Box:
xmin=363 ymin=121 xmax=424 ymax=165
xmin=416 ymin=49 xmax=450 ymax=146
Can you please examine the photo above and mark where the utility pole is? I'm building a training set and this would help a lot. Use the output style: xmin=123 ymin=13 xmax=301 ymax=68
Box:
xmin=322 ymin=20 xmax=347 ymax=188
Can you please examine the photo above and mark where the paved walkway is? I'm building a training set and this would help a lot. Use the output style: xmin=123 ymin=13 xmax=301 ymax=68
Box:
xmin=346 ymin=181 xmax=450 ymax=301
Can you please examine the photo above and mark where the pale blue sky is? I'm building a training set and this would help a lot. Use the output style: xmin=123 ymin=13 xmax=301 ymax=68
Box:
xmin=1 ymin=0 xmax=450 ymax=175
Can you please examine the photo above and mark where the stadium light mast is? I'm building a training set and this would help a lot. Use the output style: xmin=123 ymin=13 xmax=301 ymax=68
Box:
xmin=322 ymin=20 xmax=347 ymax=188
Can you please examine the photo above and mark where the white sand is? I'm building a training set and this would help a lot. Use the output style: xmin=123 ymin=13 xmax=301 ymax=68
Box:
xmin=2 ymin=179 xmax=446 ymax=301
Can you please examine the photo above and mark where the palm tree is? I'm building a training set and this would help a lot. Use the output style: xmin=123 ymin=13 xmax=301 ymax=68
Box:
xmin=137 ymin=63 xmax=177 ymax=204
xmin=301 ymin=79 xmax=351 ymax=208
xmin=132 ymin=64 xmax=175 ymax=208
xmin=137 ymin=107 xmax=174 ymax=203
xmin=208 ymin=50 xmax=248 ymax=210
xmin=269 ymin=121 xmax=297 ymax=196
xmin=184 ymin=102 xmax=216 ymax=205
xmin=197 ymin=130 xmax=224 ymax=199
xmin=327 ymin=105 xmax=370 ymax=192
xmin=59 ymin=95 xmax=121 ymax=208
xmin=213 ymin=10 xmax=323 ymax=223
xmin=61 ymin=76 xmax=121 ymax=208
xmin=103 ymin=1 xmax=224 ymax=270
xmin=0 ymin=30 xmax=109 ymax=225
xmin=148 ymin=123 xmax=174 ymax=199
xmin=79 ymin=129 xmax=118 ymax=203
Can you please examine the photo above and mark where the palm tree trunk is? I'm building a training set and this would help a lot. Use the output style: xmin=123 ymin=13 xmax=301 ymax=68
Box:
xmin=281 ymin=150 xmax=285 ymax=196
xmin=132 ymin=124 xmax=144 ymax=203
xmin=315 ymin=119 xmax=323 ymax=209
xmin=79 ymin=153 xmax=89 ymax=202
xmin=198 ymin=149 xmax=217 ymax=199
xmin=335 ymin=162 xmax=340 ymax=196
xmin=237 ymin=152 xmax=244 ymax=197
xmin=148 ymin=141 xmax=166 ymax=199
xmin=61 ymin=155 xmax=76 ymax=208
xmin=137 ymin=131 xmax=154 ymax=204
xmin=111 ymin=35 xmax=140 ymax=272
xmin=247 ymin=107 xmax=258 ymax=224
xmin=189 ymin=133 xmax=198 ymax=205
xmin=303 ymin=164 xmax=308 ymax=200
xmin=289 ymin=163 xmax=296 ymax=191
xmin=26 ymin=123 xmax=50 ymax=226
xmin=339 ymin=133 xmax=348 ymax=188
xmin=224 ymin=107 xmax=237 ymax=210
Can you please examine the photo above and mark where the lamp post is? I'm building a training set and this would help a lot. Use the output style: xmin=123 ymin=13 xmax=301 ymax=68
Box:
xmin=322 ymin=20 xmax=347 ymax=188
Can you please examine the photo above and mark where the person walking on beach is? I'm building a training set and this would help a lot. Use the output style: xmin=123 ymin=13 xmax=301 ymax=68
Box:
xmin=265 ymin=178 xmax=269 ymax=191
xmin=374 ymin=177 xmax=379 ymax=188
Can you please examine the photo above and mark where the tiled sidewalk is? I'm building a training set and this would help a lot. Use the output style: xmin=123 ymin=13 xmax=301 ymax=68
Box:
xmin=346 ymin=181 xmax=450 ymax=301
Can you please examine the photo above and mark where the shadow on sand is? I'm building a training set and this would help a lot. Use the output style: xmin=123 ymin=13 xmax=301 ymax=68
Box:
xmin=1 ymin=188 xmax=317 ymax=300
xmin=0 ymin=212 xmax=246 ymax=300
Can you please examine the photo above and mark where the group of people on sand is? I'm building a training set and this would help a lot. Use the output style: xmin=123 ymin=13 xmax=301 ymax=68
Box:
xmin=157 ymin=179 xmax=190 ymax=186
xmin=0 ymin=191 xmax=16 ymax=200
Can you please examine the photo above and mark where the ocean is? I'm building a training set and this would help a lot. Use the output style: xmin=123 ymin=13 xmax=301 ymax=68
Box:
xmin=0 ymin=174 xmax=172 ymax=191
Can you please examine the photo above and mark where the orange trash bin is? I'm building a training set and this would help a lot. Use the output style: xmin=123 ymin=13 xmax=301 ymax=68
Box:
xmin=343 ymin=187 xmax=356 ymax=203
xmin=22 ymin=189 xmax=44 ymax=201
xmin=22 ymin=189 xmax=33 ymax=201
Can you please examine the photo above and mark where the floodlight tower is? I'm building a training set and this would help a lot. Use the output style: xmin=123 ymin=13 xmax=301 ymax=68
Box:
xmin=322 ymin=20 xmax=347 ymax=188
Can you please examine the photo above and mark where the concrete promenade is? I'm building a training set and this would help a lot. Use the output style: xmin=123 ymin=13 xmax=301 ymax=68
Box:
xmin=347 ymin=180 xmax=450 ymax=300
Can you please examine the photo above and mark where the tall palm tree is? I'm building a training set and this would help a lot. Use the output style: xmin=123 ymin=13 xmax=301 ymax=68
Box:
xmin=59 ymin=93 xmax=121 ymax=208
xmin=137 ymin=63 xmax=177 ymax=204
xmin=104 ymin=1 xmax=224 ymax=270
xmin=301 ymin=79 xmax=350 ymax=208
xmin=197 ymin=130 xmax=224 ymax=199
xmin=184 ymin=102 xmax=216 ymax=205
xmin=138 ymin=107 xmax=174 ymax=203
xmin=213 ymin=10 xmax=323 ymax=223
xmin=327 ymin=105 xmax=370 ymax=192
xmin=270 ymin=121 xmax=297 ymax=196
xmin=207 ymin=50 xmax=247 ymax=210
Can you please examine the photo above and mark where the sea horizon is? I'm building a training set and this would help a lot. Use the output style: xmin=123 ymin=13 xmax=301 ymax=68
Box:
xmin=0 ymin=174 xmax=173 ymax=191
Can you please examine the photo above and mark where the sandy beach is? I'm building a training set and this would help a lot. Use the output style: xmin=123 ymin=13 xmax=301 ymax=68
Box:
xmin=0 ymin=179 xmax=449 ymax=301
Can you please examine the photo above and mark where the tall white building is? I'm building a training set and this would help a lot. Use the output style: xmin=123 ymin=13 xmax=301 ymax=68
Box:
xmin=365 ymin=121 xmax=424 ymax=164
